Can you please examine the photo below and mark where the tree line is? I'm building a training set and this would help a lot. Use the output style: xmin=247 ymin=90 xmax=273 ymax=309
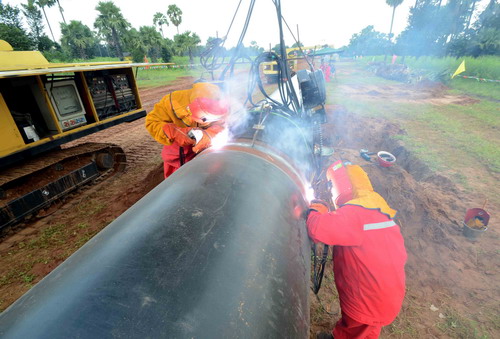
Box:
xmin=348 ymin=0 xmax=499 ymax=58
xmin=2 ymin=0 xmax=497 ymax=62
xmin=0 ymin=1 xmax=201 ymax=63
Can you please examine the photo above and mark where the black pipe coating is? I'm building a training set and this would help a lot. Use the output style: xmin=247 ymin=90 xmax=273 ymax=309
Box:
xmin=0 ymin=141 xmax=311 ymax=338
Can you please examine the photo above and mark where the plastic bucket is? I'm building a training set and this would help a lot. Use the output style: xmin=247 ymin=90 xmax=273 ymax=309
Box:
xmin=377 ymin=151 xmax=396 ymax=167
xmin=462 ymin=222 xmax=488 ymax=241
xmin=462 ymin=208 xmax=490 ymax=241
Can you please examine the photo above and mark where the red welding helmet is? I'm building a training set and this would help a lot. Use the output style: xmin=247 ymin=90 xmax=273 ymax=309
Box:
xmin=188 ymin=98 xmax=229 ymax=124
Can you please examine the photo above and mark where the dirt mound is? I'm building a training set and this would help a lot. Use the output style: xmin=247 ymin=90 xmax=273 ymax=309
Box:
xmin=312 ymin=106 xmax=499 ymax=337
xmin=339 ymin=80 xmax=478 ymax=106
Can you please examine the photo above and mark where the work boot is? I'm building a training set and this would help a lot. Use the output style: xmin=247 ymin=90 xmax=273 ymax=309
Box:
xmin=316 ymin=332 xmax=334 ymax=339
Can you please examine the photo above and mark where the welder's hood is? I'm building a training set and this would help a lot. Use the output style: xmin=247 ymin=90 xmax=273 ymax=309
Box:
xmin=188 ymin=97 xmax=229 ymax=124
xmin=343 ymin=165 xmax=397 ymax=219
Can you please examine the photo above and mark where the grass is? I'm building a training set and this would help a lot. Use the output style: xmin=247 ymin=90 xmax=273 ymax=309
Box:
xmin=436 ymin=307 xmax=491 ymax=339
xmin=362 ymin=55 xmax=500 ymax=79
xmin=77 ymin=200 xmax=107 ymax=217
xmin=384 ymin=295 xmax=421 ymax=337
xmin=26 ymin=223 xmax=67 ymax=250
xmin=329 ymin=62 xmax=500 ymax=182
xmin=135 ymin=67 xmax=195 ymax=88
xmin=449 ymin=79 xmax=500 ymax=101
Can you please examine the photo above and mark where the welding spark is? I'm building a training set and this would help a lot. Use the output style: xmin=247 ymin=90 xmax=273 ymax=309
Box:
xmin=305 ymin=184 xmax=315 ymax=203
xmin=211 ymin=128 xmax=230 ymax=150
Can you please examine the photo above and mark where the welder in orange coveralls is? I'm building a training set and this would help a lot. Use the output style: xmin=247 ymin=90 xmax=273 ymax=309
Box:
xmin=307 ymin=165 xmax=407 ymax=339
xmin=145 ymin=82 xmax=228 ymax=178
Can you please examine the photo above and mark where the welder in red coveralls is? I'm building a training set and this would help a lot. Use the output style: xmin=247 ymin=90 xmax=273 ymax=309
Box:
xmin=307 ymin=165 xmax=407 ymax=339
xmin=145 ymin=82 xmax=229 ymax=178
xmin=320 ymin=59 xmax=331 ymax=82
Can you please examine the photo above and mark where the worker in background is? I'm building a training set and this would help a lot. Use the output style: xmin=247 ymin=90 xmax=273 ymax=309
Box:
xmin=307 ymin=165 xmax=407 ymax=339
xmin=320 ymin=59 xmax=331 ymax=82
xmin=328 ymin=56 xmax=336 ymax=79
xmin=145 ymin=82 xmax=229 ymax=178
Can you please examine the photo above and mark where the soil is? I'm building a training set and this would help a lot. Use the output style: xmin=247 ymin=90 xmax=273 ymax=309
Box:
xmin=1 ymin=72 xmax=498 ymax=338
xmin=338 ymin=81 xmax=481 ymax=106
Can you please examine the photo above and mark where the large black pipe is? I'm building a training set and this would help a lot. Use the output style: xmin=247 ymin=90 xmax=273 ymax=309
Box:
xmin=0 ymin=140 xmax=311 ymax=338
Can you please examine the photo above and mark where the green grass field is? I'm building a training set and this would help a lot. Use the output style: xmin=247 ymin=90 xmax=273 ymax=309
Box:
xmin=329 ymin=61 xmax=499 ymax=203
xmin=362 ymin=55 xmax=500 ymax=79
xmin=135 ymin=67 xmax=195 ymax=88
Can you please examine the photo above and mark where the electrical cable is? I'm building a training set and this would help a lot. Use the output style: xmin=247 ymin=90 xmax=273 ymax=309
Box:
xmin=312 ymin=243 xmax=330 ymax=294
xmin=246 ymin=52 xmax=295 ymax=113
xmin=276 ymin=6 xmax=315 ymax=71
xmin=220 ymin=0 xmax=256 ymax=80
xmin=224 ymin=0 xmax=244 ymax=40
xmin=199 ymin=0 xmax=244 ymax=75
xmin=273 ymin=0 xmax=301 ymax=113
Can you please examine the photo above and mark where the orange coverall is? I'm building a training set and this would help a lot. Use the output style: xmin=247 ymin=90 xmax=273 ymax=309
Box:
xmin=145 ymin=83 xmax=222 ymax=178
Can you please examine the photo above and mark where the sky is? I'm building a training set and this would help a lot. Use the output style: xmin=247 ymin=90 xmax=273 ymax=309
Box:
xmin=5 ymin=0 xmax=490 ymax=48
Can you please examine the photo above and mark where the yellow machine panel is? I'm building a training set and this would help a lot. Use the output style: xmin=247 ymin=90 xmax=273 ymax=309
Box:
xmin=0 ymin=93 xmax=26 ymax=156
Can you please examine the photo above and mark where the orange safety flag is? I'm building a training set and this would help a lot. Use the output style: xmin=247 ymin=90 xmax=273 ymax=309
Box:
xmin=451 ymin=60 xmax=466 ymax=79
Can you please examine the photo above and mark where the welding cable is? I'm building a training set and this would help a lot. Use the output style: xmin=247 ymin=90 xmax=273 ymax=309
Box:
xmin=246 ymin=52 xmax=276 ymax=106
xmin=271 ymin=0 xmax=315 ymax=72
xmin=247 ymin=52 xmax=295 ymax=114
xmin=273 ymin=0 xmax=301 ymax=113
xmin=220 ymin=0 xmax=256 ymax=80
xmin=312 ymin=243 xmax=330 ymax=294
xmin=200 ymin=38 xmax=227 ymax=72
xmin=199 ymin=0 xmax=246 ymax=74
xmin=200 ymin=0 xmax=244 ymax=73
xmin=224 ymin=0 xmax=244 ymax=42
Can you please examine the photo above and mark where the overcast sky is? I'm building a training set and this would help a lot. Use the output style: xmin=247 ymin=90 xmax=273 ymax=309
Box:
xmin=5 ymin=0 xmax=489 ymax=48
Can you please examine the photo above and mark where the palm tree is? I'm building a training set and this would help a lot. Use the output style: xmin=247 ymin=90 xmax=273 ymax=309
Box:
xmin=167 ymin=4 xmax=182 ymax=34
xmin=55 ymin=0 xmax=67 ymax=24
xmin=60 ymin=20 xmax=96 ymax=59
xmin=139 ymin=26 xmax=163 ymax=61
xmin=22 ymin=0 xmax=44 ymax=43
xmin=94 ymin=1 xmax=130 ymax=60
xmin=174 ymin=31 xmax=200 ymax=64
xmin=386 ymin=0 xmax=404 ymax=42
xmin=385 ymin=0 xmax=404 ymax=62
xmin=466 ymin=0 xmax=478 ymax=30
xmin=35 ymin=0 xmax=57 ymax=42
xmin=153 ymin=12 xmax=168 ymax=38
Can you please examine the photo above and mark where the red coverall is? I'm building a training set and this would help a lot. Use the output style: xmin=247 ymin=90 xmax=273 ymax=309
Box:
xmin=320 ymin=63 xmax=331 ymax=82
xmin=308 ymin=204 xmax=407 ymax=338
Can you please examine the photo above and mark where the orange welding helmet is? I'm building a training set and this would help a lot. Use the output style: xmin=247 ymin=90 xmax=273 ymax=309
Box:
xmin=344 ymin=165 xmax=397 ymax=218
xmin=188 ymin=97 xmax=229 ymax=124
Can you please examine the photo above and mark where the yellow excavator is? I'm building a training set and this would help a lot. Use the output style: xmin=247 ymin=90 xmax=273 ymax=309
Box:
xmin=261 ymin=45 xmax=322 ymax=83
xmin=0 ymin=40 xmax=151 ymax=231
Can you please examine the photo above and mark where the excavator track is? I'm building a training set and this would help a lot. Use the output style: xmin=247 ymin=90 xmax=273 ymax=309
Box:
xmin=0 ymin=143 xmax=126 ymax=232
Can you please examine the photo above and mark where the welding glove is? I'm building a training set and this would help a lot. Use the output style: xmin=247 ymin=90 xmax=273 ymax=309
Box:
xmin=192 ymin=124 xmax=225 ymax=153
xmin=162 ymin=123 xmax=195 ymax=147
xmin=309 ymin=199 xmax=330 ymax=215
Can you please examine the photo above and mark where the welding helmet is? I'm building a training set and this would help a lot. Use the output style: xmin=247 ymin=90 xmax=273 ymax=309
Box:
xmin=344 ymin=165 xmax=397 ymax=219
xmin=188 ymin=97 xmax=229 ymax=124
